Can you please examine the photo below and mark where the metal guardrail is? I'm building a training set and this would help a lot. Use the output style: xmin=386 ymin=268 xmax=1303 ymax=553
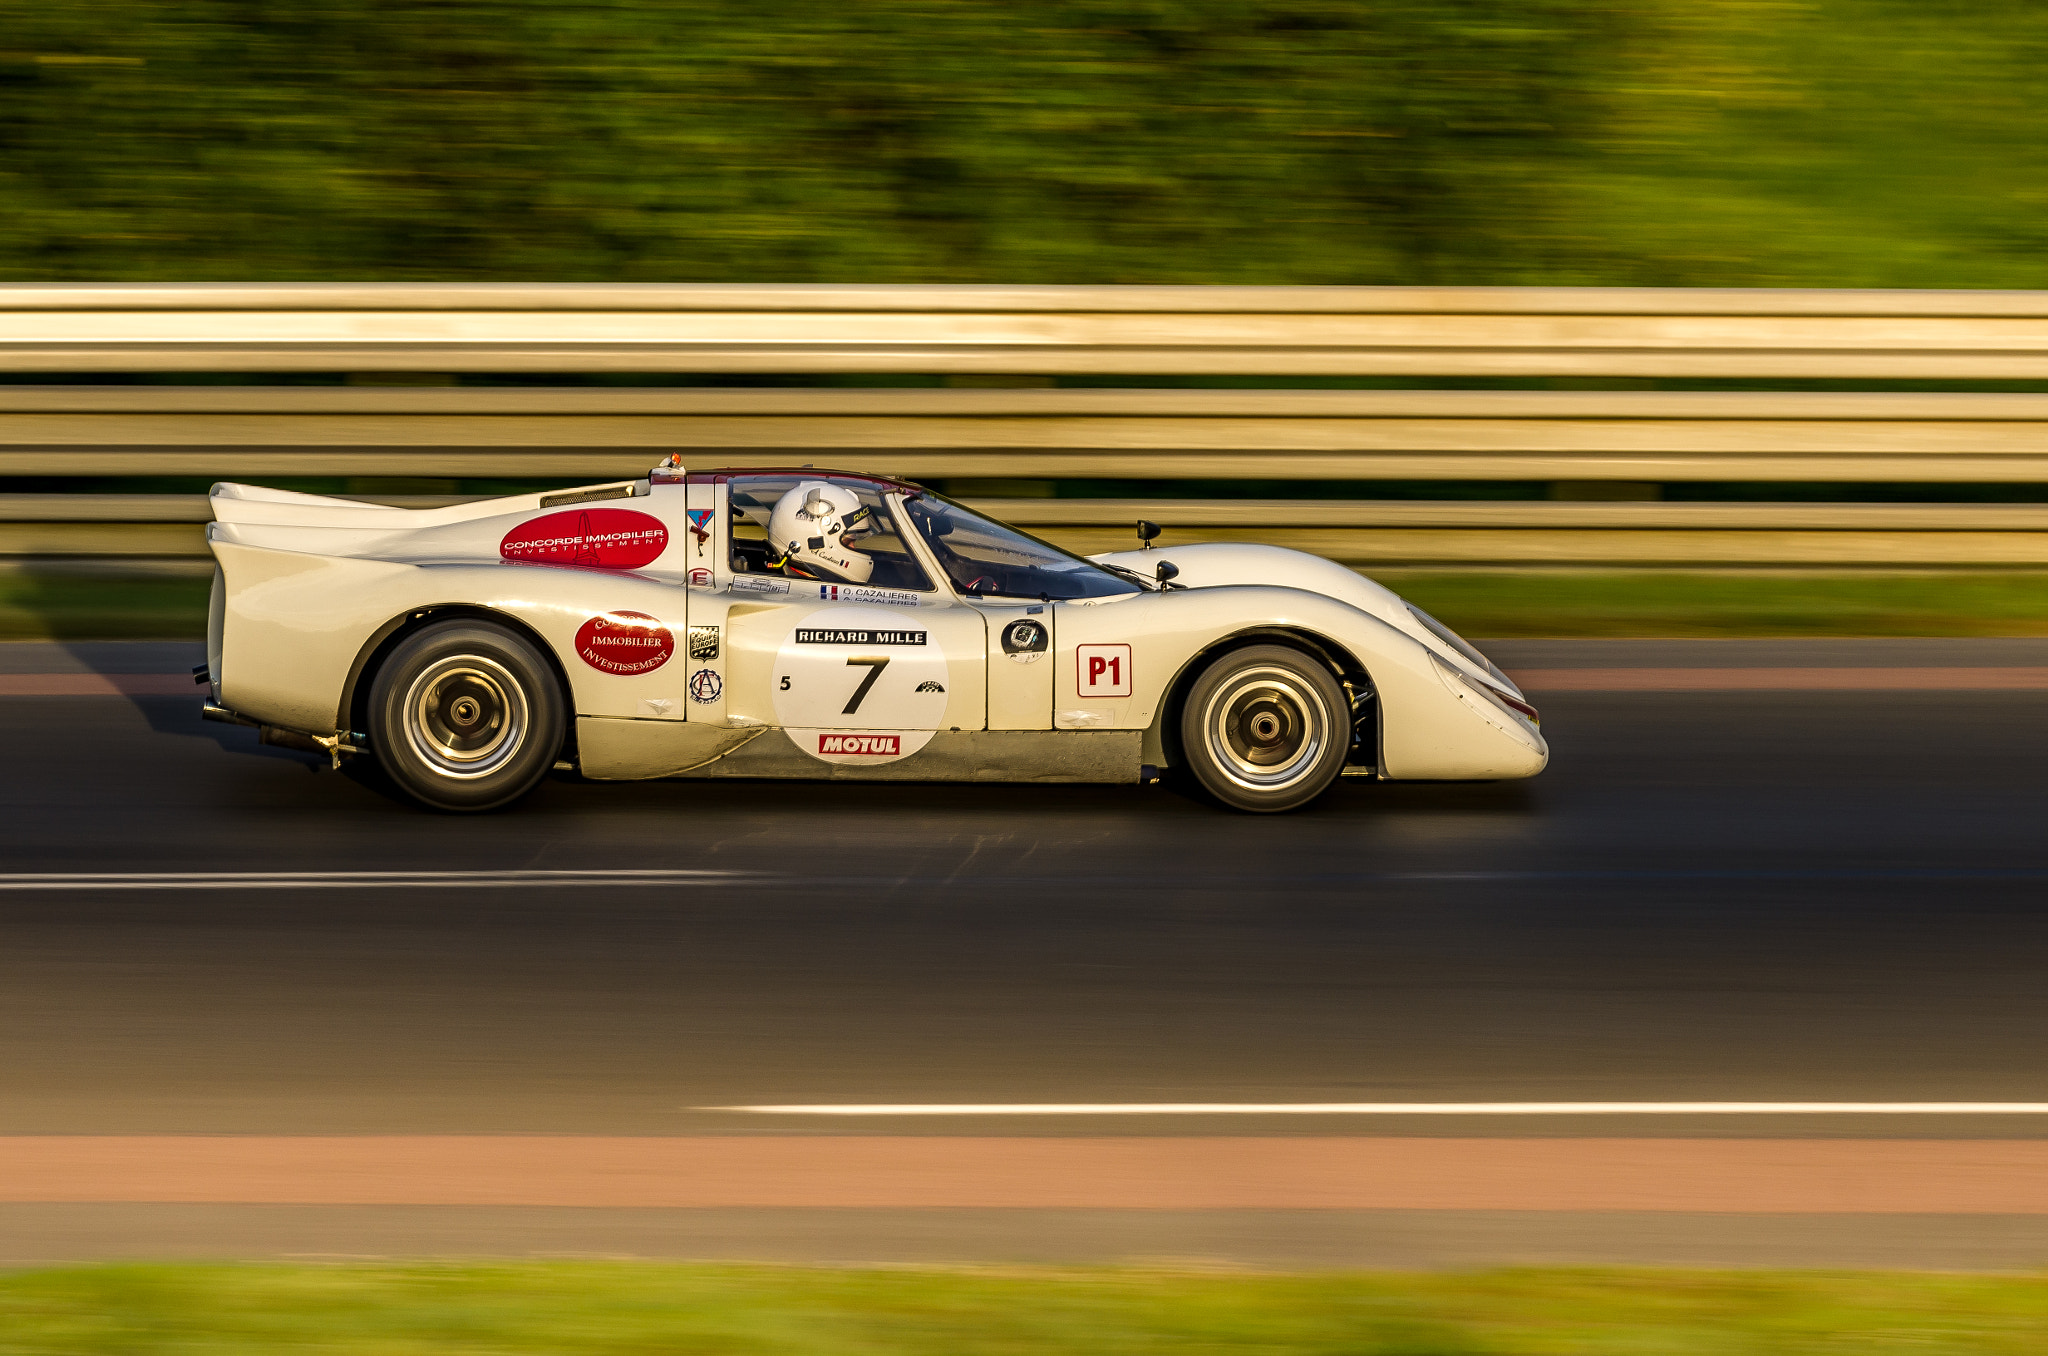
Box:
xmin=10 ymin=386 xmax=2048 ymax=482
xmin=9 ymin=284 xmax=2048 ymax=376
xmin=6 ymin=285 xmax=2048 ymax=568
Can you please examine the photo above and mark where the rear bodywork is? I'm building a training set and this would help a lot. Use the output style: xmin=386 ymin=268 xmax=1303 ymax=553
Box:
xmin=205 ymin=472 xmax=1546 ymax=785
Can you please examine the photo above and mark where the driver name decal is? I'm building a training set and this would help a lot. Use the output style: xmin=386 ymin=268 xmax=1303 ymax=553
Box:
xmin=500 ymin=509 xmax=668 ymax=569
xmin=575 ymin=611 xmax=674 ymax=675
xmin=818 ymin=584 xmax=918 ymax=607
xmin=795 ymin=628 xmax=926 ymax=646
xmin=820 ymin=733 xmax=900 ymax=756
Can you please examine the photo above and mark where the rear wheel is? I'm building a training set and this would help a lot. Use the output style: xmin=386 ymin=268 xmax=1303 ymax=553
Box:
xmin=1178 ymin=644 xmax=1348 ymax=813
xmin=368 ymin=620 xmax=564 ymax=811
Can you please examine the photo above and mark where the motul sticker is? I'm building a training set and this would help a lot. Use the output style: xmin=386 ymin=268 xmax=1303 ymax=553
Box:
xmin=820 ymin=732 xmax=900 ymax=756
xmin=790 ymin=724 xmax=936 ymax=765
xmin=500 ymin=509 xmax=668 ymax=569
xmin=575 ymin=611 xmax=674 ymax=675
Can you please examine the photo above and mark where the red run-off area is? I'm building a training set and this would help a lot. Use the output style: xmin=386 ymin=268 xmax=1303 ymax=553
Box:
xmin=0 ymin=1137 xmax=2044 ymax=1211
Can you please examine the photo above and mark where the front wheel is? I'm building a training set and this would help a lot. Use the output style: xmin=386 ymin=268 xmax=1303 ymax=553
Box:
xmin=1178 ymin=644 xmax=1349 ymax=813
xmin=368 ymin=620 xmax=565 ymax=811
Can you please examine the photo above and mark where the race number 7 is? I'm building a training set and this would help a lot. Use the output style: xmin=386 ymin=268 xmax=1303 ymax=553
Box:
xmin=842 ymin=656 xmax=889 ymax=714
xmin=1076 ymin=643 xmax=1132 ymax=697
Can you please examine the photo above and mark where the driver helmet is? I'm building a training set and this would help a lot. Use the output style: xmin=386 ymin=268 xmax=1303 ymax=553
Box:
xmin=767 ymin=481 xmax=877 ymax=583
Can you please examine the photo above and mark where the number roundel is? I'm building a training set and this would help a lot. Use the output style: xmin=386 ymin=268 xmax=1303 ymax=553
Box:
xmin=770 ymin=607 xmax=950 ymax=764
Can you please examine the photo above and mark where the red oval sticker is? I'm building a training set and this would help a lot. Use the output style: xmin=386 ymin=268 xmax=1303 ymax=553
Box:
xmin=575 ymin=611 xmax=674 ymax=675
xmin=500 ymin=509 xmax=669 ymax=569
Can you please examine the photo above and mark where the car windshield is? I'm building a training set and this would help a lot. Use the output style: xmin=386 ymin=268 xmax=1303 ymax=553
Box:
xmin=902 ymin=493 xmax=1137 ymax=601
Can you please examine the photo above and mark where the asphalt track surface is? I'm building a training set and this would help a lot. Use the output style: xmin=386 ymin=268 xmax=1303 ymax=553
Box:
xmin=10 ymin=637 xmax=2048 ymax=1266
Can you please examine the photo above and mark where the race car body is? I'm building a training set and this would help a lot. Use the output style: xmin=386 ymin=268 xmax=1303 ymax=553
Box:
xmin=203 ymin=464 xmax=1546 ymax=811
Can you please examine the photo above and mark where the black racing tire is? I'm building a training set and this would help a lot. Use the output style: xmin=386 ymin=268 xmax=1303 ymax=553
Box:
xmin=367 ymin=620 xmax=565 ymax=812
xmin=1177 ymin=644 xmax=1350 ymax=813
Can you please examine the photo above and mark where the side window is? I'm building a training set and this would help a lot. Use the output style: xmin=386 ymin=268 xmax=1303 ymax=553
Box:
xmin=903 ymin=492 xmax=1137 ymax=600
xmin=727 ymin=476 xmax=934 ymax=592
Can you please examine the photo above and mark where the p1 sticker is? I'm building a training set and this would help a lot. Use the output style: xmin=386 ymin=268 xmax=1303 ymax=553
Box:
xmin=500 ymin=509 xmax=668 ymax=569
xmin=688 ymin=669 xmax=723 ymax=703
xmin=1076 ymin=643 xmax=1132 ymax=697
xmin=576 ymin=611 xmax=674 ymax=675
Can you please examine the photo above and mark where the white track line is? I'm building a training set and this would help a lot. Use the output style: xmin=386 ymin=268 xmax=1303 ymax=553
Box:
xmin=708 ymin=1101 xmax=2048 ymax=1116
xmin=0 ymin=870 xmax=747 ymax=890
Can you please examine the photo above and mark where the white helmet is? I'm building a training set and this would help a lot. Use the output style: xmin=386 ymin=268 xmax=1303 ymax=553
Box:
xmin=767 ymin=481 xmax=876 ymax=584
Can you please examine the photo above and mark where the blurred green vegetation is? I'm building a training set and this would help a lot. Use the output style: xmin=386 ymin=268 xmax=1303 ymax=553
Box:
xmin=5 ymin=1262 xmax=2048 ymax=1354
xmin=0 ymin=573 xmax=210 ymax=640
xmin=4 ymin=0 xmax=2045 ymax=287
xmin=0 ymin=0 xmax=1630 ymax=283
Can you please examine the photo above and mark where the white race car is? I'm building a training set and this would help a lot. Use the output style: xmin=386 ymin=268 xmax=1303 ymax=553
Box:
xmin=201 ymin=462 xmax=1546 ymax=812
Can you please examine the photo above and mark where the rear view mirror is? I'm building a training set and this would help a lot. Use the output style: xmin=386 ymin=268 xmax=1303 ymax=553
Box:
xmin=1154 ymin=560 xmax=1179 ymax=584
xmin=1136 ymin=520 xmax=1161 ymax=548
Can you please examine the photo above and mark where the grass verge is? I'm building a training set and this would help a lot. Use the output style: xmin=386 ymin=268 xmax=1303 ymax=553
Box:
xmin=2 ymin=1263 xmax=2047 ymax=1354
xmin=0 ymin=573 xmax=211 ymax=642
xmin=11 ymin=570 xmax=2048 ymax=642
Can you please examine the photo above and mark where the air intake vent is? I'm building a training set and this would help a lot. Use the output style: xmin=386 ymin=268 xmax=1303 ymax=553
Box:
xmin=540 ymin=483 xmax=634 ymax=508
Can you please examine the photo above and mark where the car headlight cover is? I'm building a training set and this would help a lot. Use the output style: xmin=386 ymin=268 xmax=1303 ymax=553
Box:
xmin=1407 ymin=604 xmax=1519 ymax=695
xmin=1430 ymin=653 xmax=1540 ymax=730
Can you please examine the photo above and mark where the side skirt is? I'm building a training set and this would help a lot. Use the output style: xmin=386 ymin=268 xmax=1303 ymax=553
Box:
xmin=577 ymin=718 xmax=1142 ymax=784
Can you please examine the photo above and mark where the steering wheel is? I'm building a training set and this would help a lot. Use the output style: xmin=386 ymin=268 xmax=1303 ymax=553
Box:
xmin=965 ymin=575 xmax=998 ymax=596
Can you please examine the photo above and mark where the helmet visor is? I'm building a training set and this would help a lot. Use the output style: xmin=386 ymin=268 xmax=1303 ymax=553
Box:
xmin=838 ymin=502 xmax=876 ymax=546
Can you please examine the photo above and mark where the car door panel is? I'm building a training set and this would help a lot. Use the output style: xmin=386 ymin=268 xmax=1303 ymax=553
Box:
xmin=978 ymin=603 xmax=1053 ymax=730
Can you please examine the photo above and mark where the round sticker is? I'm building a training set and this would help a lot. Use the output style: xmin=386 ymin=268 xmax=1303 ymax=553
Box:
xmin=575 ymin=611 xmax=674 ymax=675
xmin=771 ymin=606 xmax=949 ymax=764
xmin=689 ymin=669 xmax=722 ymax=703
xmin=1001 ymin=617 xmax=1048 ymax=664
xmin=501 ymin=509 xmax=669 ymax=569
